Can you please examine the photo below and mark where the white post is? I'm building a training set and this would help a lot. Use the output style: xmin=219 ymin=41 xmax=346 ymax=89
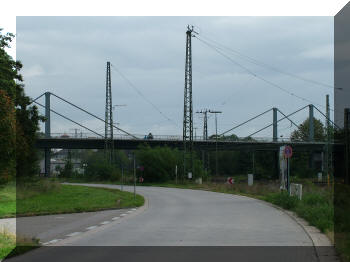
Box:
xmin=248 ymin=174 xmax=254 ymax=186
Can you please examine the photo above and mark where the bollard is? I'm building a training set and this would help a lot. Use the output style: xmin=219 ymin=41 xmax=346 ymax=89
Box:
xmin=317 ymin=172 xmax=322 ymax=182
xmin=248 ymin=174 xmax=254 ymax=186
xmin=290 ymin=183 xmax=302 ymax=200
xmin=195 ymin=178 xmax=202 ymax=184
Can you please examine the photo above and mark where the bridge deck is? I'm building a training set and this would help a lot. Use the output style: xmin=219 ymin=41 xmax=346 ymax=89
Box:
xmin=36 ymin=138 xmax=344 ymax=152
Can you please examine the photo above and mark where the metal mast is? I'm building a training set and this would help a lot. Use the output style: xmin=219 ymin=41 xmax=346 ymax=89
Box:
xmin=183 ymin=25 xmax=196 ymax=177
xmin=196 ymin=109 xmax=209 ymax=172
xmin=196 ymin=109 xmax=208 ymax=140
xmin=105 ymin=61 xmax=114 ymax=163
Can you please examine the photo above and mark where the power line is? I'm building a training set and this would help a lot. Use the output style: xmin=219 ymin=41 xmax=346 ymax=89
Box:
xmin=195 ymin=36 xmax=331 ymax=110
xmin=110 ymin=63 xmax=179 ymax=127
xmin=198 ymin=34 xmax=333 ymax=89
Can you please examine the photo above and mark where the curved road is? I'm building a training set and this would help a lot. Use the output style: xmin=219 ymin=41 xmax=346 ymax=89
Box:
xmin=8 ymin=184 xmax=324 ymax=262
xmin=58 ymin=184 xmax=312 ymax=246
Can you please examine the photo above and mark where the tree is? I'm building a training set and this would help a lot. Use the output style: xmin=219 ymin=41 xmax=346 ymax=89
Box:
xmin=0 ymin=90 xmax=16 ymax=183
xmin=290 ymin=117 xmax=326 ymax=178
xmin=0 ymin=29 xmax=44 ymax=182
xmin=291 ymin=117 xmax=326 ymax=142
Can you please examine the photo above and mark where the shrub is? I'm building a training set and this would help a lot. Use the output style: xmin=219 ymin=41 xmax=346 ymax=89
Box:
xmin=265 ymin=191 xmax=299 ymax=210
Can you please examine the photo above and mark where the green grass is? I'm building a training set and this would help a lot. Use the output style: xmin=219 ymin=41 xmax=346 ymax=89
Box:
xmin=264 ymin=190 xmax=333 ymax=233
xmin=0 ymin=182 xmax=16 ymax=218
xmin=0 ymin=231 xmax=40 ymax=260
xmin=0 ymin=180 xmax=144 ymax=260
xmin=0 ymin=231 xmax=16 ymax=259
xmin=0 ymin=180 xmax=144 ymax=218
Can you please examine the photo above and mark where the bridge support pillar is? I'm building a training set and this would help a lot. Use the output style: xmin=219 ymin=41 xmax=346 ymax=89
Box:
xmin=309 ymin=105 xmax=314 ymax=142
xmin=273 ymin=108 xmax=278 ymax=142
xmin=308 ymin=105 xmax=315 ymax=169
xmin=44 ymin=92 xmax=51 ymax=177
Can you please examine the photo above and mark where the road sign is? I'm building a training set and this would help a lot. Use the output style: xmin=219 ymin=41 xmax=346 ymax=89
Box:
xmin=227 ymin=177 xmax=234 ymax=184
xmin=284 ymin=146 xmax=293 ymax=158
xmin=139 ymin=177 xmax=144 ymax=183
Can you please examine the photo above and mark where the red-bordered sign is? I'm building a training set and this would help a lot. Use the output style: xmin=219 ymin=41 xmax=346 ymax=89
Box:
xmin=227 ymin=177 xmax=234 ymax=184
xmin=139 ymin=177 xmax=144 ymax=183
xmin=284 ymin=146 xmax=293 ymax=158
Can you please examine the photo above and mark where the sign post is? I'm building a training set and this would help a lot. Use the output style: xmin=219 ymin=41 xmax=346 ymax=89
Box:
xmin=283 ymin=146 xmax=293 ymax=194
xmin=175 ymin=165 xmax=178 ymax=184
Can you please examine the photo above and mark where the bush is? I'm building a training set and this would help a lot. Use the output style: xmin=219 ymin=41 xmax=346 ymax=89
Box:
xmin=83 ymin=152 xmax=120 ymax=181
xmin=265 ymin=191 xmax=299 ymax=210
xmin=136 ymin=145 xmax=205 ymax=182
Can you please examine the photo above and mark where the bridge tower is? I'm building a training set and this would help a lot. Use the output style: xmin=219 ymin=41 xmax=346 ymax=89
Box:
xmin=105 ymin=61 xmax=114 ymax=163
xmin=44 ymin=92 xmax=51 ymax=177
xmin=183 ymin=25 xmax=196 ymax=177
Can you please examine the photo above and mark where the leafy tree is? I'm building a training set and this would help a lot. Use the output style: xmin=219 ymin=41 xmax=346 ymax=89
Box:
xmin=0 ymin=29 xmax=44 ymax=182
xmin=290 ymin=117 xmax=326 ymax=177
xmin=291 ymin=117 xmax=326 ymax=142
xmin=136 ymin=145 xmax=205 ymax=182
xmin=0 ymin=89 xmax=16 ymax=183
xmin=82 ymin=151 xmax=120 ymax=181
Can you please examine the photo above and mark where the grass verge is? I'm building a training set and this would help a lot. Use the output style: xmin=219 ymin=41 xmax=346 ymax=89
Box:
xmin=0 ymin=231 xmax=40 ymax=260
xmin=0 ymin=180 xmax=144 ymax=217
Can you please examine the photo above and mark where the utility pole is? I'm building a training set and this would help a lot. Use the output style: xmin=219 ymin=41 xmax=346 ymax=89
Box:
xmin=105 ymin=61 xmax=114 ymax=164
xmin=183 ymin=25 xmax=197 ymax=179
xmin=196 ymin=109 xmax=208 ymax=140
xmin=209 ymin=110 xmax=222 ymax=178
xmin=196 ymin=109 xmax=209 ymax=171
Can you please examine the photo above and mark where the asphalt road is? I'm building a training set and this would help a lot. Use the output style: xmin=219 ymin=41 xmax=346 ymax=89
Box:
xmin=7 ymin=184 xmax=321 ymax=262
xmin=58 ymin=184 xmax=312 ymax=246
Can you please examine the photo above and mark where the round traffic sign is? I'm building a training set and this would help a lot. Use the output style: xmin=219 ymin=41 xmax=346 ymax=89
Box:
xmin=284 ymin=146 xmax=293 ymax=158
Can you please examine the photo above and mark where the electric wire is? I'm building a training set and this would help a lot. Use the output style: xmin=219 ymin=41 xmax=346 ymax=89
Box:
xmin=195 ymin=36 xmax=331 ymax=110
xmin=110 ymin=63 xmax=179 ymax=127
xmin=198 ymin=34 xmax=333 ymax=89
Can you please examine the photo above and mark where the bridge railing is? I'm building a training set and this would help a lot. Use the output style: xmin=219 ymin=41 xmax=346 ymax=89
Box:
xmin=43 ymin=133 xmax=332 ymax=144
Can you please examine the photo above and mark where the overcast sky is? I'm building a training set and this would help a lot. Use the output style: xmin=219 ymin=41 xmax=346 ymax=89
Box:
xmin=16 ymin=16 xmax=333 ymax=139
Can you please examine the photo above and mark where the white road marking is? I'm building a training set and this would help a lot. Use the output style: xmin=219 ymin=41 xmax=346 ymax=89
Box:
xmin=131 ymin=208 xmax=137 ymax=211
xmin=112 ymin=217 xmax=120 ymax=220
xmin=86 ymin=226 xmax=98 ymax=230
xmin=66 ymin=232 xmax=82 ymax=237
xmin=100 ymin=221 xmax=110 ymax=225
xmin=127 ymin=210 xmax=133 ymax=213
xmin=120 ymin=214 xmax=127 ymax=217
xmin=43 ymin=239 xmax=62 ymax=245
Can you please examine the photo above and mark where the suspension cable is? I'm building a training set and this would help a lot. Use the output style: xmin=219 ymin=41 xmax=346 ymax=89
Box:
xmin=34 ymin=101 xmax=104 ymax=138
xmin=220 ymin=108 xmax=272 ymax=136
